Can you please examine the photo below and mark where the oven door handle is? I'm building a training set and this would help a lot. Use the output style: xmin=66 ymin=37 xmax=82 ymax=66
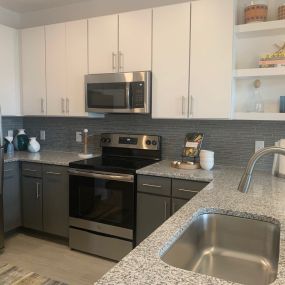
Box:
xmin=68 ymin=169 xmax=134 ymax=183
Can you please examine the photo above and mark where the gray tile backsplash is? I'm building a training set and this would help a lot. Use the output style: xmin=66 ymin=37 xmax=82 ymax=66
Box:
xmin=2 ymin=117 xmax=23 ymax=137
xmin=23 ymin=115 xmax=285 ymax=170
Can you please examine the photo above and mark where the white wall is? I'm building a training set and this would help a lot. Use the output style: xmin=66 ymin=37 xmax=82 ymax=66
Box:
xmin=0 ymin=6 xmax=21 ymax=28
xmin=20 ymin=0 xmax=188 ymax=28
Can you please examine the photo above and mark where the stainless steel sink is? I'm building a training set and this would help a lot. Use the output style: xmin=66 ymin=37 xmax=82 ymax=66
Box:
xmin=161 ymin=213 xmax=280 ymax=285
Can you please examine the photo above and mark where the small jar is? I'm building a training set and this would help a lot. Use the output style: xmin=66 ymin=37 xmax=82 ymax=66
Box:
xmin=278 ymin=4 xmax=285 ymax=20
xmin=245 ymin=1 xmax=268 ymax=24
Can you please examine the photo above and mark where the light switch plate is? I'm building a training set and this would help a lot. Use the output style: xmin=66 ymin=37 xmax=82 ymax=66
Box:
xmin=76 ymin=132 xmax=82 ymax=143
xmin=8 ymin=130 xmax=13 ymax=137
xmin=255 ymin=141 xmax=264 ymax=152
xmin=40 ymin=130 xmax=46 ymax=141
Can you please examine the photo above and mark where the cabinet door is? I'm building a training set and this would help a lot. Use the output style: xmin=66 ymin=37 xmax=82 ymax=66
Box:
xmin=66 ymin=20 xmax=88 ymax=117
xmin=46 ymin=23 xmax=66 ymax=116
xmin=22 ymin=176 xmax=43 ymax=231
xmin=172 ymin=198 xmax=187 ymax=215
xmin=119 ymin=9 xmax=152 ymax=72
xmin=21 ymin=26 xmax=46 ymax=116
xmin=3 ymin=162 xmax=21 ymax=232
xmin=88 ymin=15 xmax=118 ymax=74
xmin=43 ymin=165 xmax=68 ymax=238
xmin=190 ymin=0 xmax=234 ymax=119
xmin=136 ymin=193 xmax=170 ymax=245
xmin=152 ymin=3 xmax=191 ymax=119
xmin=0 ymin=25 xmax=20 ymax=116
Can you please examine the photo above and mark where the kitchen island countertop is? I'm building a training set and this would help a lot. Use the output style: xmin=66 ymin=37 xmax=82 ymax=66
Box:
xmin=95 ymin=160 xmax=285 ymax=285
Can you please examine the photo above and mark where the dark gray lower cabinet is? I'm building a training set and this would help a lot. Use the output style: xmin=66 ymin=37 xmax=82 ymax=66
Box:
xmin=22 ymin=176 xmax=43 ymax=231
xmin=136 ymin=193 xmax=171 ymax=245
xmin=172 ymin=198 xmax=187 ymax=214
xmin=3 ymin=162 xmax=21 ymax=232
xmin=43 ymin=165 xmax=69 ymax=238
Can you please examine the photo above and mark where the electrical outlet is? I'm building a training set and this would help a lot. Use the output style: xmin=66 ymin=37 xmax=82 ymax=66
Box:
xmin=76 ymin=132 xmax=82 ymax=143
xmin=7 ymin=130 xmax=13 ymax=137
xmin=40 ymin=130 xmax=46 ymax=141
xmin=255 ymin=141 xmax=264 ymax=152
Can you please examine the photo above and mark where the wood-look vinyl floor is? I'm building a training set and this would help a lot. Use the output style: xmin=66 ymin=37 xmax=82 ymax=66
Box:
xmin=0 ymin=232 xmax=116 ymax=285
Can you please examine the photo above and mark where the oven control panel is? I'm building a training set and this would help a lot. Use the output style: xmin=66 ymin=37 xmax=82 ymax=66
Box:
xmin=101 ymin=133 xmax=161 ymax=150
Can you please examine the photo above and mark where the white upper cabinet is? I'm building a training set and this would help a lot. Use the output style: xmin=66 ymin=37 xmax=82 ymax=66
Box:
xmin=45 ymin=23 xmax=66 ymax=116
xmin=0 ymin=25 xmax=20 ymax=116
xmin=190 ymin=0 xmax=234 ymax=119
xmin=88 ymin=15 xmax=118 ymax=74
xmin=66 ymin=20 xmax=88 ymax=116
xmin=21 ymin=26 xmax=46 ymax=116
xmin=152 ymin=3 xmax=191 ymax=119
xmin=119 ymin=9 xmax=152 ymax=72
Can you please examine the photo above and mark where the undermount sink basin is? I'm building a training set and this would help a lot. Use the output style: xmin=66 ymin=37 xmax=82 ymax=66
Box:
xmin=161 ymin=213 xmax=280 ymax=285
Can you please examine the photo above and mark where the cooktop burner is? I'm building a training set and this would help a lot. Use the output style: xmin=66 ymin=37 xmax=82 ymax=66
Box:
xmin=69 ymin=156 xmax=158 ymax=174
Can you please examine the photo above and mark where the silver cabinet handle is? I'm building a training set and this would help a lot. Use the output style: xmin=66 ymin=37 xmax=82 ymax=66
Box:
xmin=24 ymin=168 xmax=38 ymax=172
xmin=118 ymin=51 xmax=124 ymax=71
xmin=41 ymin=98 xmax=45 ymax=114
xmin=36 ymin=182 xmax=40 ymax=199
xmin=164 ymin=201 xmax=168 ymax=220
xmin=142 ymin=183 xmax=162 ymax=188
xmin=182 ymin=96 xmax=187 ymax=116
xmin=46 ymin=171 xmax=61 ymax=176
xmin=4 ymin=169 xmax=13 ymax=173
xmin=66 ymin=98 xmax=69 ymax=114
xmin=61 ymin=98 xmax=65 ymax=114
xmin=112 ymin=52 xmax=117 ymax=71
xmin=178 ymin=188 xmax=199 ymax=194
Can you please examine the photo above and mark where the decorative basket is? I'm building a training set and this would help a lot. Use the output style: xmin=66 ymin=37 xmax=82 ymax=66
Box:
xmin=245 ymin=4 xmax=268 ymax=23
xmin=278 ymin=5 xmax=285 ymax=20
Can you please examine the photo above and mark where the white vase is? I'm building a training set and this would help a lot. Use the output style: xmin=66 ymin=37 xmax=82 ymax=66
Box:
xmin=28 ymin=137 xmax=40 ymax=153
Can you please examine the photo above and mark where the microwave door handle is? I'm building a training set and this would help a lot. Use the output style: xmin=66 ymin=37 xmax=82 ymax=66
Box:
xmin=126 ymin=83 xmax=131 ymax=109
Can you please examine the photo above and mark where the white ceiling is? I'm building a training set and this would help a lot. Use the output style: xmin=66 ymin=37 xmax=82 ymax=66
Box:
xmin=0 ymin=0 xmax=92 ymax=13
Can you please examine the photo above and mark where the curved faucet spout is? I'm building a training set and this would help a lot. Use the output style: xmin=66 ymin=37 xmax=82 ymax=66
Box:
xmin=238 ymin=146 xmax=285 ymax=193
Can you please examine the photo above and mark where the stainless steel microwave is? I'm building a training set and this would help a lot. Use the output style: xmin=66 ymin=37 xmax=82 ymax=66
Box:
xmin=85 ymin=71 xmax=151 ymax=114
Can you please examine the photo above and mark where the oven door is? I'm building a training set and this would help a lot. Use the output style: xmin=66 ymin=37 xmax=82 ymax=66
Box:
xmin=69 ymin=169 xmax=135 ymax=239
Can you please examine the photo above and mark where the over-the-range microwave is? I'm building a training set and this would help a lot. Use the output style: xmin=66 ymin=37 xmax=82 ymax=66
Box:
xmin=85 ymin=71 xmax=151 ymax=114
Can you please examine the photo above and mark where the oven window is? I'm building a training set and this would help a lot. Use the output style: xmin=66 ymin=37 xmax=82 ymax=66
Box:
xmin=87 ymin=82 xmax=127 ymax=109
xmin=70 ymin=176 xmax=134 ymax=229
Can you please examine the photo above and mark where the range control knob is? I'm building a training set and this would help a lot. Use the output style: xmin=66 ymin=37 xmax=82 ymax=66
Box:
xmin=152 ymin=140 xmax=158 ymax=146
xmin=106 ymin=138 xmax=111 ymax=143
xmin=145 ymin=140 xmax=152 ymax=146
xmin=101 ymin=138 xmax=107 ymax=143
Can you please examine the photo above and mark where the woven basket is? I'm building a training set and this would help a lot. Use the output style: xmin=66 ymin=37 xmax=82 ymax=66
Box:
xmin=245 ymin=4 xmax=268 ymax=23
xmin=278 ymin=5 xmax=285 ymax=20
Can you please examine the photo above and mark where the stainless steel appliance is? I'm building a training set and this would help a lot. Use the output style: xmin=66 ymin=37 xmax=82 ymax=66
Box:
xmin=0 ymin=106 xmax=4 ymax=251
xmin=85 ymin=71 xmax=151 ymax=114
xmin=68 ymin=133 xmax=161 ymax=261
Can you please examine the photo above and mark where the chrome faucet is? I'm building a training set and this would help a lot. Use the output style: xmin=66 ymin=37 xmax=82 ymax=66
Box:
xmin=238 ymin=146 xmax=285 ymax=193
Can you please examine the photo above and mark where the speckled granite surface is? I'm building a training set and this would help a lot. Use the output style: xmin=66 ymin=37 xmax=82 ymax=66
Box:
xmin=95 ymin=160 xmax=285 ymax=285
xmin=4 ymin=150 xmax=98 ymax=166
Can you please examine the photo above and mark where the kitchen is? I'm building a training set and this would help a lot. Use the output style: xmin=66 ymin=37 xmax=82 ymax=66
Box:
xmin=0 ymin=0 xmax=285 ymax=285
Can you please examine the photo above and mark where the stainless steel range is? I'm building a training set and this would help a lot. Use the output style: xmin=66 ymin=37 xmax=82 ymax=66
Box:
xmin=68 ymin=133 xmax=161 ymax=261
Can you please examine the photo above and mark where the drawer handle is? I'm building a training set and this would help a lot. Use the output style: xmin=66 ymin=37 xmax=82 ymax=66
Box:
xmin=4 ymin=169 xmax=13 ymax=173
xmin=24 ymin=169 xmax=38 ymax=172
xmin=46 ymin=171 xmax=61 ymax=176
xmin=142 ymin=183 xmax=162 ymax=188
xmin=177 ymin=188 xmax=199 ymax=194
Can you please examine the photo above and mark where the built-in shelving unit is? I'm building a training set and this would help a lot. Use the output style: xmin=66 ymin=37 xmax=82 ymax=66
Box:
xmin=233 ymin=1 xmax=285 ymax=121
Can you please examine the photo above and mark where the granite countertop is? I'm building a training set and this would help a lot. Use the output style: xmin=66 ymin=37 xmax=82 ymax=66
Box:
xmin=4 ymin=150 xmax=98 ymax=166
xmin=95 ymin=160 xmax=285 ymax=285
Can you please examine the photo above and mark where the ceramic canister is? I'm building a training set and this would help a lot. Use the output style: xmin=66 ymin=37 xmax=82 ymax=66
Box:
xmin=14 ymin=129 xmax=29 ymax=151
xmin=28 ymin=137 xmax=41 ymax=153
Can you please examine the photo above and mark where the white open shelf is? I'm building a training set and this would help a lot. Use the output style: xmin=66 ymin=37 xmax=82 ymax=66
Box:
xmin=234 ymin=67 xmax=285 ymax=79
xmin=235 ymin=20 xmax=285 ymax=38
xmin=234 ymin=112 xmax=285 ymax=121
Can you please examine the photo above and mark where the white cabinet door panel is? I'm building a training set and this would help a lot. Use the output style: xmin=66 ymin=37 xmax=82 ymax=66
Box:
xmin=0 ymin=25 xmax=20 ymax=116
xmin=152 ymin=3 xmax=191 ymax=119
xmin=66 ymin=20 xmax=88 ymax=116
xmin=190 ymin=0 xmax=234 ymax=119
xmin=88 ymin=15 xmax=118 ymax=74
xmin=119 ymin=9 xmax=152 ymax=72
xmin=21 ymin=26 xmax=46 ymax=116
xmin=46 ymin=23 xmax=66 ymax=116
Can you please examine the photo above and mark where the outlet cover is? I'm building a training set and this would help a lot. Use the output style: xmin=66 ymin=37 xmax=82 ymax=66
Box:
xmin=76 ymin=132 xmax=82 ymax=143
xmin=40 ymin=130 xmax=46 ymax=141
xmin=8 ymin=130 xmax=13 ymax=137
xmin=255 ymin=141 xmax=264 ymax=152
